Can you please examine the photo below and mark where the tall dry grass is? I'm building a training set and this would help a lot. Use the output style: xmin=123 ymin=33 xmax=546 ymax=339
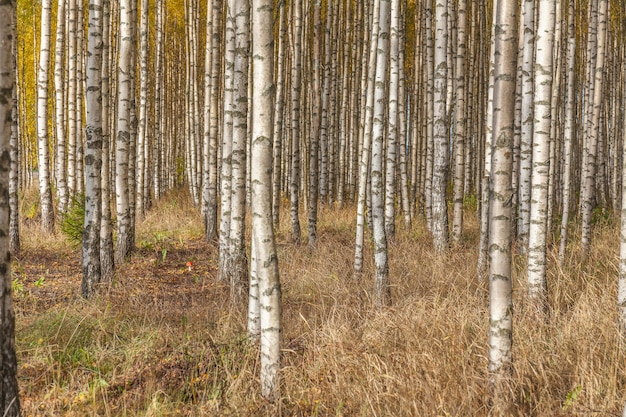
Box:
xmin=13 ymin=189 xmax=626 ymax=416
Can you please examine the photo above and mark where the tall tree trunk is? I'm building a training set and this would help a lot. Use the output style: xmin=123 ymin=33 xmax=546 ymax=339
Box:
xmin=36 ymin=0 xmax=55 ymax=233
xmin=354 ymin=0 xmax=380 ymax=276
xmin=226 ymin=0 xmax=250 ymax=297
xmin=580 ymin=0 xmax=607 ymax=255
xmin=451 ymin=0 xmax=467 ymax=243
xmin=384 ymin=0 xmax=400 ymax=241
xmin=82 ymin=0 xmax=104 ymax=298
xmin=371 ymin=0 xmax=391 ymax=307
xmin=517 ymin=0 xmax=535 ymax=252
xmin=558 ymin=0 xmax=576 ymax=263
xmin=308 ymin=0 xmax=321 ymax=248
xmin=488 ymin=0 xmax=517 ymax=412
xmin=115 ymin=0 xmax=135 ymax=264
xmin=432 ymin=0 xmax=449 ymax=252
xmin=290 ymin=0 xmax=302 ymax=244
xmin=250 ymin=0 xmax=281 ymax=400
xmin=54 ymin=0 xmax=68 ymax=214
xmin=9 ymin=21 xmax=18 ymax=256
xmin=135 ymin=0 xmax=149 ymax=218
xmin=527 ymin=0 xmax=556 ymax=316
xmin=100 ymin=0 xmax=114 ymax=281
xmin=271 ymin=1 xmax=286 ymax=228
xmin=0 ymin=2 xmax=20 ymax=414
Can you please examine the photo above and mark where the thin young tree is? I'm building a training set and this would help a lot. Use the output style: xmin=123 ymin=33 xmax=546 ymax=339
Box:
xmin=9 ymin=19 xmax=18 ymax=255
xmin=82 ymin=0 xmax=104 ymax=298
xmin=227 ymin=0 xmax=250 ymax=296
xmin=488 ymin=0 xmax=517 ymax=413
xmin=250 ymin=0 xmax=281 ymax=399
xmin=527 ymin=0 xmax=556 ymax=316
xmin=0 ymin=2 xmax=21 ymax=414
xmin=432 ymin=0 xmax=449 ymax=252
xmin=580 ymin=0 xmax=607 ymax=255
xmin=451 ymin=0 xmax=467 ymax=243
xmin=100 ymin=0 xmax=114 ymax=281
xmin=290 ymin=0 xmax=302 ymax=244
xmin=36 ymin=0 xmax=55 ymax=233
xmin=371 ymin=0 xmax=392 ymax=307
xmin=135 ymin=0 xmax=149 ymax=218
xmin=54 ymin=0 xmax=68 ymax=214
xmin=115 ymin=0 xmax=135 ymax=264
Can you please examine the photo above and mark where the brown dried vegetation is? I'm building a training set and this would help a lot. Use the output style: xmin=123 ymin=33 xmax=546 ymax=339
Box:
xmin=13 ymin=189 xmax=626 ymax=416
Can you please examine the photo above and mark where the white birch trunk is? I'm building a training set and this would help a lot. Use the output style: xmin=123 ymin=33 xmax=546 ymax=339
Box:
xmin=250 ymin=0 xmax=281 ymax=399
xmin=36 ymin=0 xmax=55 ymax=233
xmin=371 ymin=0 xmax=391 ymax=307
xmin=432 ymin=0 xmax=449 ymax=252
xmin=54 ymin=0 xmax=68 ymax=214
xmin=115 ymin=0 xmax=134 ymax=264
xmin=0 ymin=5 xmax=20 ymax=414
xmin=82 ymin=0 xmax=103 ymax=298
xmin=488 ymin=0 xmax=517 ymax=411
xmin=527 ymin=0 xmax=555 ymax=315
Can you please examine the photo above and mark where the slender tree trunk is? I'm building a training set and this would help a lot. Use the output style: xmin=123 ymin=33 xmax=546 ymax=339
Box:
xmin=432 ymin=0 xmax=449 ymax=252
xmin=272 ymin=1 xmax=286 ymax=228
xmin=115 ymin=0 xmax=134 ymax=264
xmin=9 ymin=21 xmax=18 ymax=256
xmin=100 ymin=0 xmax=114 ymax=281
xmin=290 ymin=0 xmax=303 ymax=244
xmin=354 ymin=0 xmax=380 ymax=276
xmin=135 ymin=0 xmax=149 ymax=218
xmin=54 ymin=0 xmax=68 ymax=214
xmin=0 ymin=3 xmax=20 ymax=414
xmin=384 ymin=0 xmax=399 ymax=241
xmin=82 ymin=0 xmax=104 ymax=298
xmin=558 ymin=0 xmax=575 ymax=263
xmin=226 ymin=0 xmax=250 ymax=297
xmin=517 ymin=0 xmax=535 ymax=252
xmin=452 ymin=0 xmax=467 ymax=243
xmin=37 ymin=0 xmax=55 ymax=233
xmin=488 ymin=0 xmax=517 ymax=412
xmin=308 ymin=0 xmax=322 ymax=248
xmin=371 ymin=0 xmax=391 ymax=307
xmin=527 ymin=0 xmax=556 ymax=316
xmin=580 ymin=0 xmax=607 ymax=255
xmin=250 ymin=0 xmax=281 ymax=399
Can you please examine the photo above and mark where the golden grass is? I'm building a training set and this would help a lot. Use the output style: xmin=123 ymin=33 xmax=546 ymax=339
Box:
xmin=13 ymin=189 xmax=626 ymax=416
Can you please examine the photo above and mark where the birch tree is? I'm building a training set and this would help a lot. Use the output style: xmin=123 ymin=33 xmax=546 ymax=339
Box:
xmin=250 ymin=0 xmax=281 ymax=399
xmin=580 ymin=0 xmax=607 ymax=255
xmin=54 ymin=0 xmax=68 ymax=214
xmin=9 ymin=20 xmax=18 ymax=255
xmin=36 ymin=0 xmax=55 ymax=233
xmin=135 ymin=0 xmax=149 ymax=218
xmin=290 ymin=0 xmax=303 ymax=244
xmin=115 ymin=0 xmax=135 ymax=264
xmin=371 ymin=0 xmax=391 ymax=307
xmin=517 ymin=0 xmax=535 ymax=251
xmin=526 ymin=0 xmax=556 ymax=316
xmin=0 ymin=3 xmax=20 ymax=415
xmin=82 ymin=0 xmax=104 ymax=298
xmin=451 ymin=0 xmax=467 ymax=243
xmin=432 ymin=0 xmax=449 ymax=252
xmin=488 ymin=0 xmax=517 ymax=412
xmin=99 ymin=0 xmax=113 ymax=281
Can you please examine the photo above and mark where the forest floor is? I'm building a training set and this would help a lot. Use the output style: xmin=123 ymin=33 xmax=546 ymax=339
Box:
xmin=12 ymin=188 xmax=626 ymax=416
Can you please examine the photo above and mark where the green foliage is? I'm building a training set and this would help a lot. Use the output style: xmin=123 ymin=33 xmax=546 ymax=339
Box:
xmin=562 ymin=385 xmax=582 ymax=410
xmin=60 ymin=194 xmax=85 ymax=246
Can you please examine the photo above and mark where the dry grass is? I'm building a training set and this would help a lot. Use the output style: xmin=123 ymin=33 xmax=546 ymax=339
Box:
xmin=13 ymin=189 xmax=626 ymax=416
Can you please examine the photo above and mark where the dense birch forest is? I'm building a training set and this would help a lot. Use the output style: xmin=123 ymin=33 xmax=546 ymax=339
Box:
xmin=3 ymin=0 xmax=626 ymax=415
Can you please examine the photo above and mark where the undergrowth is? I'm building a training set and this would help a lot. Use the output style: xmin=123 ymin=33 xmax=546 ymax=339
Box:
xmin=13 ymin=188 xmax=626 ymax=416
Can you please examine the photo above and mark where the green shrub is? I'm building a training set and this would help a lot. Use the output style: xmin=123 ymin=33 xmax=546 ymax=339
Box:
xmin=60 ymin=194 xmax=85 ymax=246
